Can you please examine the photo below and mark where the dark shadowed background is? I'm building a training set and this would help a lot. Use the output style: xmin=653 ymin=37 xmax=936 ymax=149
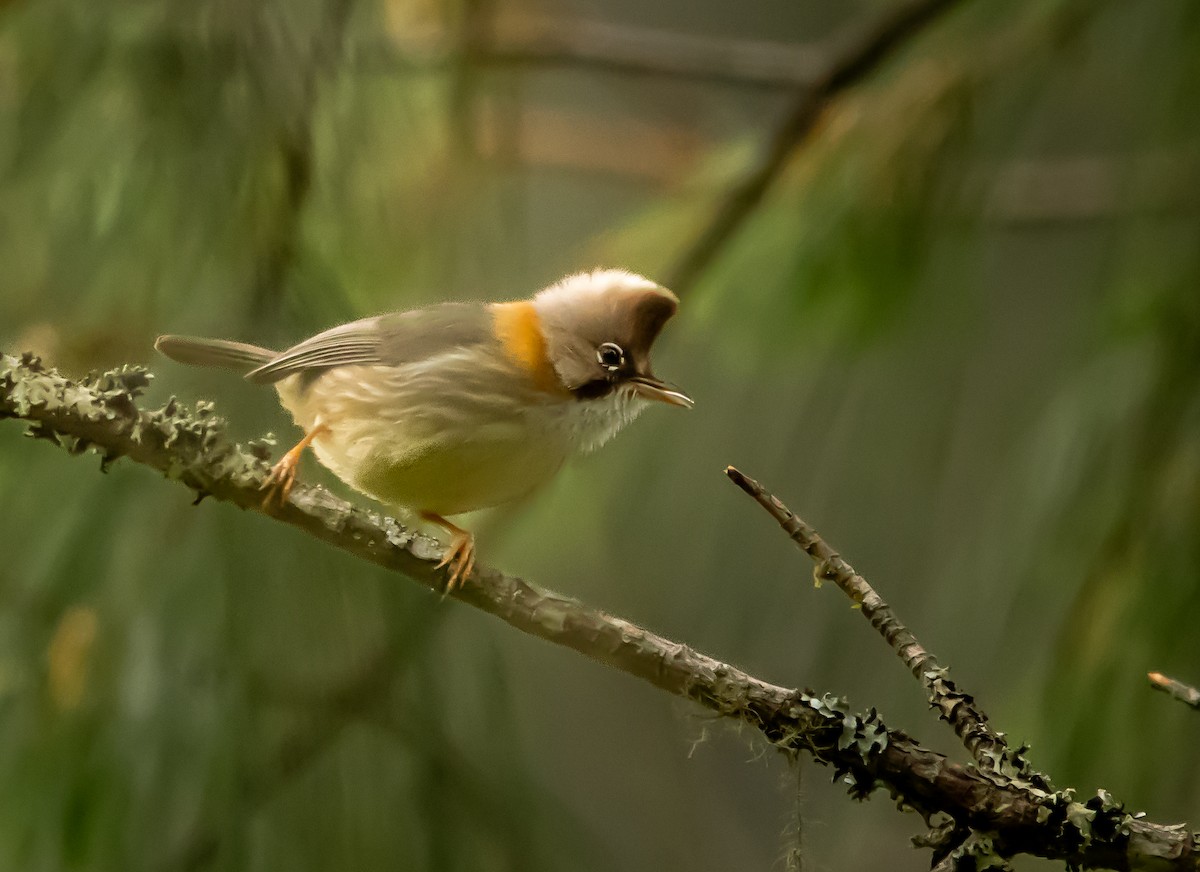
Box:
xmin=2 ymin=0 xmax=1199 ymax=869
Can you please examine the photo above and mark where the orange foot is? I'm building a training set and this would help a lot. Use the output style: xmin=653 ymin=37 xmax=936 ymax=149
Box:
xmin=421 ymin=512 xmax=476 ymax=594
xmin=261 ymin=423 xmax=329 ymax=509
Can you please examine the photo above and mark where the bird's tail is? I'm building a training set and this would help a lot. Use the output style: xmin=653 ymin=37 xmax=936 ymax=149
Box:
xmin=154 ymin=335 xmax=276 ymax=373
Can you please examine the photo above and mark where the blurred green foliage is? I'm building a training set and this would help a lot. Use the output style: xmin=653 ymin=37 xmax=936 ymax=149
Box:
xmin=3 ymin=0 xmax=1200 ymax=870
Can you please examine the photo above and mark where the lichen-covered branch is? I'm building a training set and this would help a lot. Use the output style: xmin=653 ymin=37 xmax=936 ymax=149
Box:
xmin=1 ymin=351 xmax=1197 ymax=871
xmin=726 ymin=466 xmax=1043 ymax=787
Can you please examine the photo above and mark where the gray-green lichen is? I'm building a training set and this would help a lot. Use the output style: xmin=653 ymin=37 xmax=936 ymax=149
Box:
xmin=1 ymin=351 xmax=273 ymax=495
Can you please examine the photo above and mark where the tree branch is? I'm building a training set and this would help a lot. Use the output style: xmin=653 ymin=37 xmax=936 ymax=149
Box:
xmin=2 ymin=351 xmax=1197 ymax=871
xmin=663 ymin=0 xmax=962 ymax=294
xmin=726 ymin=467 xmax=1042 ymax=787
xmin=481 ymin=18 xmax=822 ymax=91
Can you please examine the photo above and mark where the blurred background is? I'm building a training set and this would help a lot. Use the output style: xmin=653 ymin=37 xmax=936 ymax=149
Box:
xmin=2 ymin=0 xmax=1199 ymax=869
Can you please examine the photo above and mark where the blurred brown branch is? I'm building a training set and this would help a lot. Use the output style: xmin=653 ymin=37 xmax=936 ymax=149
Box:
xmin=726 ymin=467 xmax=1042 ymax=785
xmin=481 ymin=17 xmax=822 ymax=90
xmin=3 ymin=350 xmax=1200 ymax=871
xmin=248 ymin=0 xmax=356 ymax=324
xmin=146 ymin=19 xmax=822 ymax=90
xmin=664 ymin=0 xmax=963 ymax=294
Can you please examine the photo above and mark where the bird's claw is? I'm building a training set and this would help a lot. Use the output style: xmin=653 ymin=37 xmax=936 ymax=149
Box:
xmin=436 ymin=532 xmax=476 ymax=595
xmin=259 ymin=423 xmax=328 ymax=510
xmin=260 ymin=453 xmax=298 ymax=508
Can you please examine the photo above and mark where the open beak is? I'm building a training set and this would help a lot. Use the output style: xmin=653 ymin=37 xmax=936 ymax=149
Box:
xmin=629 ymin=376 xmax=694 ymax=409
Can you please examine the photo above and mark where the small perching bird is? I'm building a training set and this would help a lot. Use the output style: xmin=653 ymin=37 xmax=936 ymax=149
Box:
xmin=155 ymin=269 xmax=692 ymax=589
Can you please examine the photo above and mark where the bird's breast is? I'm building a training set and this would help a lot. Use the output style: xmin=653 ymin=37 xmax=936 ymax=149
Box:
xmin=273 ymin=354 xmax=574 ymax=514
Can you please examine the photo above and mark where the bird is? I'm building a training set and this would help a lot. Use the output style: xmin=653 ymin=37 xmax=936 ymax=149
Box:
xmin=154 ymin=269 xmax=692 ymax=590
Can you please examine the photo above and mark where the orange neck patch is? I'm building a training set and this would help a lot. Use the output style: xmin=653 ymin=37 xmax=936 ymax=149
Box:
xmin=491 ymin=302 xmax=568 ymax=395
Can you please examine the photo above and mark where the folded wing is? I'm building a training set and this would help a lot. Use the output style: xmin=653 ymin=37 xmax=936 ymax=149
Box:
xmin=244 ymin=303 xmax=493 ymax=384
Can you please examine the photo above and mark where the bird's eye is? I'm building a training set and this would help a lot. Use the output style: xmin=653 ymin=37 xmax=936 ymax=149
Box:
xmin=597 ymin=342 xmax=624 ymax=372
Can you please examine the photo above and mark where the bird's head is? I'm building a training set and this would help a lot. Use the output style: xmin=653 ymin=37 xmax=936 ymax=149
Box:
xmin=531 ymin=269 xmax=693 ymax=408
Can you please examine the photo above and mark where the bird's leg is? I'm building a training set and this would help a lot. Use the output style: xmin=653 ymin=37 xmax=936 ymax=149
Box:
xmin=261 ymin=422 xmax=330 ymax=508
xmin=420 ymin=511 xmax=476 ymax=594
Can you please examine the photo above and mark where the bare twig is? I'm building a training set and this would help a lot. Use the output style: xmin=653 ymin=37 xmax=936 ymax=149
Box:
xmin=3 ymin=352 xmax=1199 ymax=870
xmin=663 ymin=0 xmax=962 ymax=294
xmin=1148 ymin=672 xmax=1200 ymax=710
xmin=725 ymin=466 xmax=1043 ymax=786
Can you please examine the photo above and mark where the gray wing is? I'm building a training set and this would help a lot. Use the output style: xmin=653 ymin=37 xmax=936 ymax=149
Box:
xmin=244 ymin=303 xmax=494 ymax=384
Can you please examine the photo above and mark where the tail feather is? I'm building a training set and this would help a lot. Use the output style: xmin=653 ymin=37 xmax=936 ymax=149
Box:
xmin=154 ymin=335 xmax=276 ymax=372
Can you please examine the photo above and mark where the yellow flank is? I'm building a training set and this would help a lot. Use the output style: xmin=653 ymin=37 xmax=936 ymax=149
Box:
xmin=354 ymin=432 xmax=568 ymax=516
xmin=491 ymin=302 xmax=566 ymax=395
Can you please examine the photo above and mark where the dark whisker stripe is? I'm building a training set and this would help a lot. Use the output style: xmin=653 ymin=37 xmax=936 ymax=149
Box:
xmin=570 ymin=378 xmax=617 ymax=401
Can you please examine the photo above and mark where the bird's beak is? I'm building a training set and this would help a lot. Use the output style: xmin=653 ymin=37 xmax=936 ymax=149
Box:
xmin=629 ymin=375 xmax=694 ymax=409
